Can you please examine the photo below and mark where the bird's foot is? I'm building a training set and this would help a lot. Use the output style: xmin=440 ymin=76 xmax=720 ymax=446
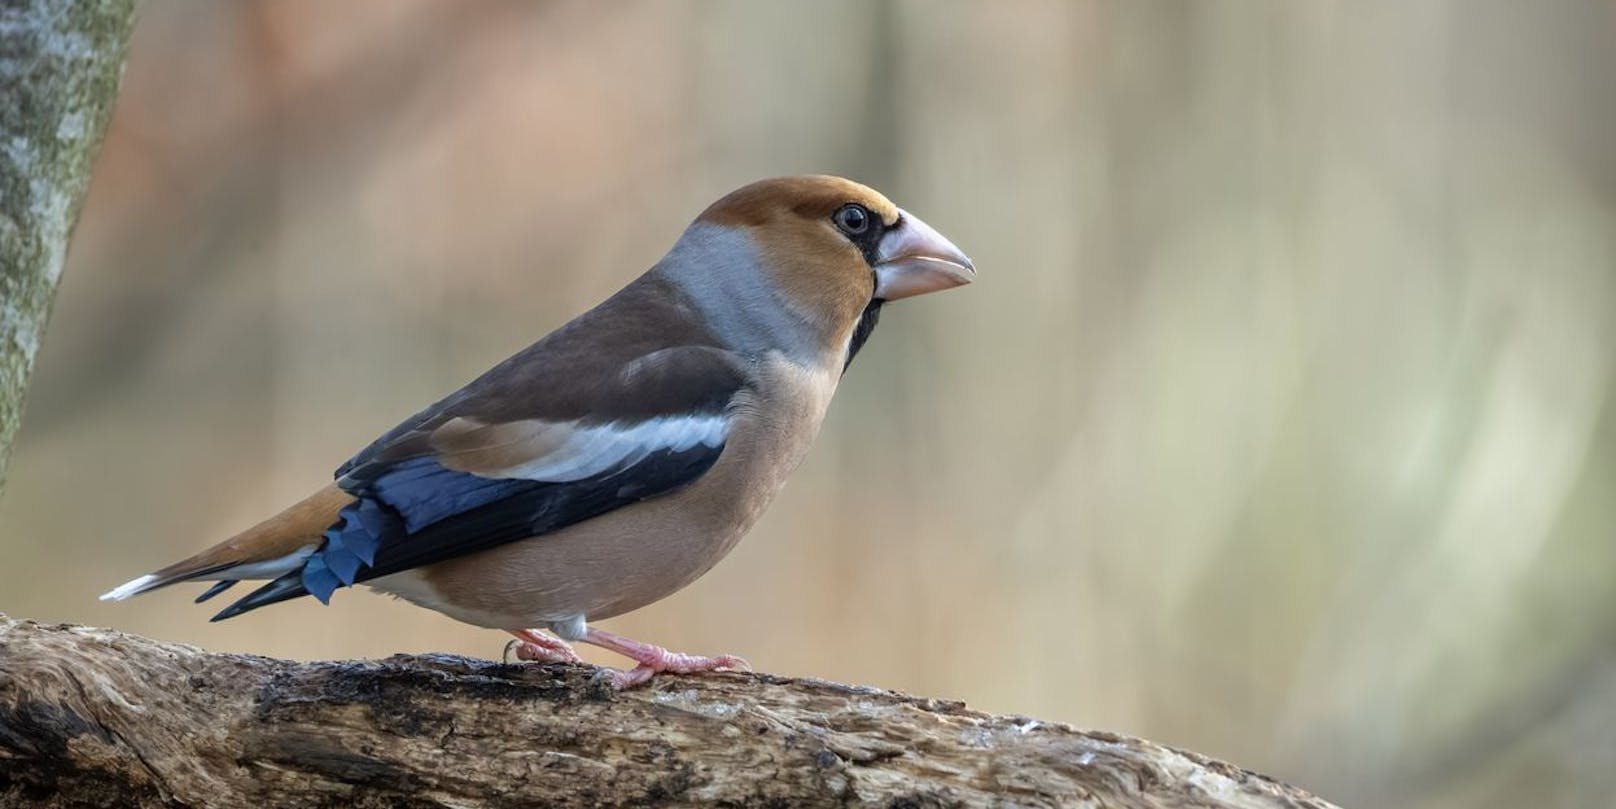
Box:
xmin=504 ymin=628 xmax=583 ymax=665
xmin=582 ymin=627 xmax=749 ymax=690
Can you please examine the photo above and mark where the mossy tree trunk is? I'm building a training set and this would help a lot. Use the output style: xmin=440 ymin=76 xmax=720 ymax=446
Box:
xmin=0 ymin=0 xmax=137 ymax=493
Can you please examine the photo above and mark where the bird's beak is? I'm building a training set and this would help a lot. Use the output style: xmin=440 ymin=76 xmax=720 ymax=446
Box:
xmin=873 ymin=210 xmax=975 ymax=301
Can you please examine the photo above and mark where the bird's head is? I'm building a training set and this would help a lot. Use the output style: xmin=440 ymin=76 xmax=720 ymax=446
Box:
xmin=662 ymin=175 xmax=974 ymax=366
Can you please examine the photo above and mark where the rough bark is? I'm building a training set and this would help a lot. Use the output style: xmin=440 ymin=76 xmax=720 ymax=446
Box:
xmin=0 ymin=0 xmax=136 ymax=489
xmin=0 ymin=616 xmax=1339 ymax=809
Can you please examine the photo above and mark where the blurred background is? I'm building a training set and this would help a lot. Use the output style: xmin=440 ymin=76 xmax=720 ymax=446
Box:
xmin=2 ymin=1 xmax=1613 ymax=806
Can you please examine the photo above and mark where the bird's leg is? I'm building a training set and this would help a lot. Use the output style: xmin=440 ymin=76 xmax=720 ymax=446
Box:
xmin=580 ymin=627 xmax=750 ymax=689
xmin=504 ymin=628 xmax=583 ymax=664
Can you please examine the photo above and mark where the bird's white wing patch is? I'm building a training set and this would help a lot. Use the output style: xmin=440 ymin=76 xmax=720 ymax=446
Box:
xmin=500 ymin=415 xmax=730 ymax=480
xmin=440 ymin=414 xmax=730 ymax=482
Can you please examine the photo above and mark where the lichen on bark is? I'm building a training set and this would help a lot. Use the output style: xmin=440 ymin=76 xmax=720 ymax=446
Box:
xmin=0 ymin=0 xmax=137 ymax=490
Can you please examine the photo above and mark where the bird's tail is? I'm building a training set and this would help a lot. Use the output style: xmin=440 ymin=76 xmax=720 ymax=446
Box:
xmin=206 ymin=570 xmax=311 ymax=621
xmin=98 ymin=484 xmax=353 ymax=608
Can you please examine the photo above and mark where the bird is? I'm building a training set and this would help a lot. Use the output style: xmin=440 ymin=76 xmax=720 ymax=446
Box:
xmin=100 ymin=175 xmax=974 ymax=687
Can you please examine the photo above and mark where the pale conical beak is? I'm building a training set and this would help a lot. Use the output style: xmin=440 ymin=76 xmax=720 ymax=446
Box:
xmin=873 ymin=209 xmax=975 ymax=301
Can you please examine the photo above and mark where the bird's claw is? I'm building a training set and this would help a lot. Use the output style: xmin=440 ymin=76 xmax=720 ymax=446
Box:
xmin=503 ymin=631 xmax=585 ymax=665
xmin=704 ymin=654 xmax=752 ymax=674
xmin=593 ymin=652 xmax=750 ymax=690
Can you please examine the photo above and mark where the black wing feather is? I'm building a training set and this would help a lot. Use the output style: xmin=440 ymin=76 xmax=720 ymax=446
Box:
xmin=212 ymin=441 xmax=723 ymax=621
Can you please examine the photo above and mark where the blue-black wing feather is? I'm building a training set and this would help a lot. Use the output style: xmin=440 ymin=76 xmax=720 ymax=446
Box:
xmin=211 ymin=442 xmax=722 ymax=621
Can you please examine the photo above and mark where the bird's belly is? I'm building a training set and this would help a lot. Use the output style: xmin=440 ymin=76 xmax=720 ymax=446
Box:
xmin=369 ymin=470 xmax=775 ymax=629
xmin=368 ymin=531 xmax=745 ymax=631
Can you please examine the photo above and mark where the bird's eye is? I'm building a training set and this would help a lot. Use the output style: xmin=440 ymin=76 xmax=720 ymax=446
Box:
xmin=833 ymin=204 xmax=871 ymax=236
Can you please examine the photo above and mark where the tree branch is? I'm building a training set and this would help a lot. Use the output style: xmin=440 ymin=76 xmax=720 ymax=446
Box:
xmin=0 ymin=0 xmax=136 ymax=488
xmin=0 ymin=616 xmax=1338 ymax=808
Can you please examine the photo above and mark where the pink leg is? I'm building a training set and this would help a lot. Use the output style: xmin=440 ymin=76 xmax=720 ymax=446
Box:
xmin=581 ymin=627 xmax=750 ymax=689
xmin=504 ymin=628 xmax=583 ymax=665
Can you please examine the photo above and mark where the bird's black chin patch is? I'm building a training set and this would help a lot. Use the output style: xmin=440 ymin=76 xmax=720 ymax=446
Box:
xmin=843 ymin=298 xmax=885 ymax=372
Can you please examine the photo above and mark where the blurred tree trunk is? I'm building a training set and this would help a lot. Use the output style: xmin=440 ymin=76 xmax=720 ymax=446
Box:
xmin=0 ymin=0 xmax=136 ymax=494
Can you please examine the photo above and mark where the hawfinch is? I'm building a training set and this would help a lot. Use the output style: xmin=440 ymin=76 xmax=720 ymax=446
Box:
xmin=102 ymin=176 xmax=973 ymax=687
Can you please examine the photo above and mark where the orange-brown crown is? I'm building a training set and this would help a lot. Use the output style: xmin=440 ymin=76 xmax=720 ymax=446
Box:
xmin=698 ymin=175 xmax=900 ymax=230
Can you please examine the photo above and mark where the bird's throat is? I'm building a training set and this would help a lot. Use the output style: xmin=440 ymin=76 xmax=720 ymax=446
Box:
xmin=843 ymin=298 xmax=884 ymax=372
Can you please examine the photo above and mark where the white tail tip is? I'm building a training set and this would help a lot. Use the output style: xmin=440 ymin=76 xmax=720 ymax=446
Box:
xmin=100 ymin=574 xmax=159 ymax=602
